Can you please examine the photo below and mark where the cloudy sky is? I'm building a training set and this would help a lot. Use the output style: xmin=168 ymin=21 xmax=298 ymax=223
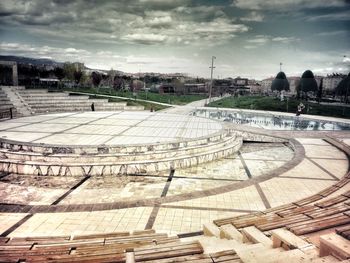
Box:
xmin=0 ymin=0 xmax=349 ymax=79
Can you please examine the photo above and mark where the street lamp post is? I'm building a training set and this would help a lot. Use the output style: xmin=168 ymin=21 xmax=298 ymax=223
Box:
xmin=280 ymin=62 xmax=282 ymax=72
xmin=208 ymin=56 xmax=216 ymax=104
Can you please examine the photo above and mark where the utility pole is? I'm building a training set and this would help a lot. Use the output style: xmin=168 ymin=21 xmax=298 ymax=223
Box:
xmin=208 ymin=56 xmax=216 ymax=104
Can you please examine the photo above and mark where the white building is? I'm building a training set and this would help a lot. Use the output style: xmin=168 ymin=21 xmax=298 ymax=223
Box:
xmin=323 ymin=75 xmax=345 ymax=95
xmin=261 ymin=77 xmax=274 ymax=93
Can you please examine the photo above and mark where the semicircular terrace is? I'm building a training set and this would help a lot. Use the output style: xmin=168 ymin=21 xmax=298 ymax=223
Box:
xmin=0 ymin=112 xmax=242 ymax=176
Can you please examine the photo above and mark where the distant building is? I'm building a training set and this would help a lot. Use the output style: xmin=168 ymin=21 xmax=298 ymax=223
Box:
xmin=287 ymin=77 xmax=300 ymax=94
xmin=323 ymin=74 xmax=345 ymax=95
xmin=158 ymin=84 xmax=175 ymax=94
xmin=249 ymin=81 xmax=263 ymax=94
xmin=183 ymin=83 xmax=208 ymax=94
xmin=233 ymin=77 xmax=248 ymax=86
xmin=261 ymin=77 xmax=274 ymax=93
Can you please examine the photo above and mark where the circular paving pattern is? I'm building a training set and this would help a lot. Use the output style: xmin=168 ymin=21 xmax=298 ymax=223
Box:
xmin=0 ymin=111 xmax=224 ymax=146
xmin=0 ymin=107 xmax=349 ymax=237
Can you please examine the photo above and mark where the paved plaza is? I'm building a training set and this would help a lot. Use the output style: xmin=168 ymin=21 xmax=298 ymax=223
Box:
xmin=0 ymin=102 xmax=349 ymax=239
xmin=0 ymin=111 xmax=223 ymax=145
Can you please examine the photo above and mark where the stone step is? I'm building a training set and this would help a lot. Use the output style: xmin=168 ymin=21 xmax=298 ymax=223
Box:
xmin=27 ymin=101 xmax=126 ymax=106
xmin=24 ymin=97 xmax=93 ymax=103
xmin=31 ymin=106 xmax=125 ymax=113
xmin=0 ymin=103 xmax=14 ymax=108
xmin=242 ymin=226 xmax=273 ymax=247
xmin=28 ymin=100 xmax=110 ymax=108
xmin=18 ymin=89 xmax=52 ymax=94
xmin=19 ymin=93 xmax=70 ymax=97
xmin=0 ymin=128 xmax=233 ymax=154
xmin=0 ymin=133 xmax=239 ymax=164
xmin=0 ymin=135 xmax=242 ymax=176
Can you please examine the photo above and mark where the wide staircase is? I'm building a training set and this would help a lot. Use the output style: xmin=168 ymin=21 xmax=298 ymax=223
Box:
xmin=0 ymin=88 xmax=17 ymax=119
xmin=0 ymin=86 xmax=144 ymax=115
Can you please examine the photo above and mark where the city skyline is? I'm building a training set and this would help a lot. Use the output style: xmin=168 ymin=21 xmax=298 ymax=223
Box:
xmin=0 ymin=0 xmax=349 ymax=79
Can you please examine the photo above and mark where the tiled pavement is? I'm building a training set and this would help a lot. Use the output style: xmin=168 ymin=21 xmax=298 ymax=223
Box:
xmin=0 ymin=108 xmax=349 ymax=237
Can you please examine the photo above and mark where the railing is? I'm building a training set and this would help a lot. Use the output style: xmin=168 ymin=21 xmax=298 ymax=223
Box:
xmin=0 ymin=108 xmax=14 ymax=120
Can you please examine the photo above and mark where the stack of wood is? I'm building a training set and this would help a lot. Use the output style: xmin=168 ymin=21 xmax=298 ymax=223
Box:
xmin=0 ymin=230 xmax=205 ymax=263
xmin=203 ymin=170 xmax=350 ymax=262
xmin=214 ymin=175 xmax=350 ymax=236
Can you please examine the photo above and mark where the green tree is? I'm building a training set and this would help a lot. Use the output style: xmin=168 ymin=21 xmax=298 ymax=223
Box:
xmin=63 ymin=62 xmax=75 ymax=81
xmin=271 ymin=72 xmax=290 ymax=92
xmin=335 ymin=73 xmax=350 ymax=103
xmin=91 ymin=71 xmax=102 ymax=87
xmin=54 ymin=67 xmax=65 ymax=80
xmin=300 ymin=70 xmax=318 ymax=93
xmin=73 ymin=70 xmax=83 ymax=84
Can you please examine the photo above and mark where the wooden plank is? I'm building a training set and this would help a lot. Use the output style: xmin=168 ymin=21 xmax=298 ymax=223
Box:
xmin=277 ymin=205 xmax=320 ymax=218
xmin=132 ymin=229 xmax=155 ymax=236
xmin=219 ymin=224 xmax=243 ymax=242
xmin=154 ymin=236 xmax=180 ymax=245
xmin=144 ymin=254 xmax=213 ymax=263
xmin=315 ymin=195 xmax=348 ymax=208
xmin=233 ymin=243 xmax=266 ymax=263
xmin=105 ymin=233 xmax=168 ymax=244
xmin=334 ymin=178 xmax=350 ymax=189
xmin=306 ymin=204 xmax=350 ymax=219
xmin=336 ymin=225 xmax=350 ymax=235
xmin=311 ymin=255 xmax=343 ymax=262
xmin=293 ymin=194 xmax=323 ymax=206
xmin=288 ymin=213 xmax=346 ymax=229
xmin=271 ymin=228 xmax=311 ymax=250
xmin=72 ymin=231 xmax=130 ymax=240
xmin=210 ymin=250 xmax=240 ymax=263
xmin=320 ymin=233 xmax=350 ymax=260
xmin=213 ymin=212 xmax=264 ymax=227
xmin=289 ymin=215 xmax=350 ymax=235
xmin=134 ymin=241 xmax=203 ymax=262
xmin=8 ymin=235 xmax=70 ymax=244
xmin=262 ymin=203 xmax=297 ymax=215
xmin=31 ymin=252 xmax=125 ymax=263
xmin=126 ymin=251 xmax=135 ymax=263
xmin=0 ymin=237 xmax=10 ymax=244
xmin=232 ymin=214 xmax=282 ymax=229
xmin=203 ymin=222 xmax=221 ymax=237
xmin=256 ymin=214 xmax=310 ymax=232
xmin=318 ymin=186 xmax=340 ymax=197
xmin=241 ymin=226 xmax=272 ymax=247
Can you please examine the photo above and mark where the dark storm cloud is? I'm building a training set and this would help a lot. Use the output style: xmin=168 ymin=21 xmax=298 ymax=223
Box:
xmin=0 ymin=0 xmax=349 ymax=77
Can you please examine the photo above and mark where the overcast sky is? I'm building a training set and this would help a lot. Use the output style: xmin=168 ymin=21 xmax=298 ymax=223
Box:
xmin=0 ymin=0 xmax=349 ymax=79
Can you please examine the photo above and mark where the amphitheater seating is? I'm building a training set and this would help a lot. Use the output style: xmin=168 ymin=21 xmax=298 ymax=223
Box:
xmin=16 ymin=87 xmax=144 ymax=113
xmin=0 ymin=89 xmax=16 ymax=119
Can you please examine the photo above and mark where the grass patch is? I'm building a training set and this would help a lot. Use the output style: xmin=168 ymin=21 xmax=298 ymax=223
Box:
xmin=64 ymin=87 xmax=206 ymax=105
xmin=208 ymin=96 xmax=350 ymax=119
